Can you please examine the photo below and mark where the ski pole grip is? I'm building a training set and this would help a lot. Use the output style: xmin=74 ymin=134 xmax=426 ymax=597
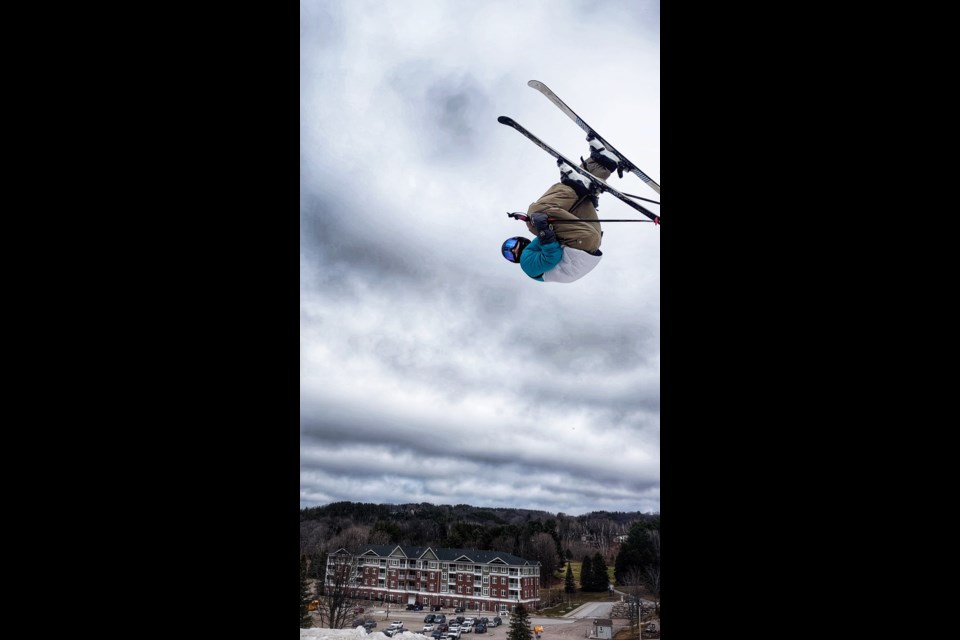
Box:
xmin=507 ymin=212 xmax=530 ymax=222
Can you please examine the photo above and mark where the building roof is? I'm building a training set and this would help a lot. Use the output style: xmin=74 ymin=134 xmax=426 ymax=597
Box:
xmin=338 ymin=544 xmax=537 ymax=566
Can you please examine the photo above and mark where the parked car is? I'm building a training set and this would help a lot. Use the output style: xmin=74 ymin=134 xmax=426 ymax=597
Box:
xmin=364 ymin=620 xmax=378 ymax=629
xmin=447 ymin=630 xmax=462 ymax=640
xmin=432 ymin=605 xmax=443 ymax=612
xmin=423 ymin=624 xmax=435 ymax=633
xmin=474 ymin=624 xmax=487 ymax=634
xmin=425 ymin=615 xmax=436 ymax=623
xmin=389 ymin=621 xmax=404 ymax=630
xmin=491 ymin=618 xmax=502 ymax=627
xmin=385 ymin=629 xmax=406 ymax=638
xmin=454 ymin=607 xmax=465 ymax=613
xmin=434 ymin=615 xmax=447 ymax=624
xmin=354 ymin=607 xmax=365 ymax=614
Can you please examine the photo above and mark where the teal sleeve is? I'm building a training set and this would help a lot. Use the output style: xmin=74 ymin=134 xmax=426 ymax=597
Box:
xmin=520 ymin=237 xmax=563 ymax=280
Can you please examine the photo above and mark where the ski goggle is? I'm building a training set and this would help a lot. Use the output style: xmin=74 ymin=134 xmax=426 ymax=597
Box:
xmin=502 ymin=237 xmax=522 ymax=262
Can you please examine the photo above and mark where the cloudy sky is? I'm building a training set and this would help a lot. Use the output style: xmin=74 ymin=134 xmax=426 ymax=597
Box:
xmin=300 ymin=0 xmax=660 ymax=517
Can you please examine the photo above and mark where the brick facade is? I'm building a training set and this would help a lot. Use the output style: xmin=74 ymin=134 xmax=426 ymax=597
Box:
xmin=326 ymin=544 xmax=541 ymax=613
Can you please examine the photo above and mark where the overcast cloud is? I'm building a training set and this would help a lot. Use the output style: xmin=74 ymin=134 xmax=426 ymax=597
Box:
xmin=300 ymin=0 xmax=660 ymax=516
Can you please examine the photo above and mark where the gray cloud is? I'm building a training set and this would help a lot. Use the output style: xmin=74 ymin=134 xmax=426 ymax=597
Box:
xmin=300 ymin=0 xmax=660 ymax=516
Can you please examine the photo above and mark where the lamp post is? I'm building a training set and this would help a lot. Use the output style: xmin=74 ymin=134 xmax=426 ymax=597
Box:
xmin=638 ymin=601 xmax=643 ymax=637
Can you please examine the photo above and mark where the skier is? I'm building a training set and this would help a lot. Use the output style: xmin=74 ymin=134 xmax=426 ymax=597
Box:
xmin=501 ymin=136 xmax=623 ymax=283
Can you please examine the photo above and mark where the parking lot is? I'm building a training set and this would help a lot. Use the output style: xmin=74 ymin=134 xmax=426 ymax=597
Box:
xmin=314 ymin=604 xmax=639 ymax=640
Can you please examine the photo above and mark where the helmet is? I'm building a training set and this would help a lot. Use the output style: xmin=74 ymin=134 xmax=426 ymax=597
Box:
xmin=501 ymin=236 xmax=530 ymax=263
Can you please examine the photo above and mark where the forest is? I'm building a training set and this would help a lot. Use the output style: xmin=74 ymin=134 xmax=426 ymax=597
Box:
xmin=300 ymin=501 xmax=661 ymax=629
xmin=300 ymin=501 xmax=659 ymax=587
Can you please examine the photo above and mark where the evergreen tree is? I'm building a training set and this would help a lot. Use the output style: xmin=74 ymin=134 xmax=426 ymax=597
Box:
xmin=507 ymin=603 xmax=533 ymax=640
xmin=564 ymin=563 xmax=576 ymax=593
xmin=300 ymin=555 xmax=314 ymax=628
xmin=590 ymin=552 xmax=609 ymax=593
xmin=614 ymin=521 xmax=659 ymax=584
xmin=580 ymin=556 xmax=593 ymax=591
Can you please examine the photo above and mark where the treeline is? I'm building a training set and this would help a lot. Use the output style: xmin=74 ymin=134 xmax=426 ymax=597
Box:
xmin=300 ymin=501 xmax=659 ymax=583
xmin=301 ymin=502 xmax=661 ymax=623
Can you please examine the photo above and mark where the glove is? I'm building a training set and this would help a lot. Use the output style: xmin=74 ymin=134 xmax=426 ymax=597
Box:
xmin=531 ymin=213 xmax=557 ymax=245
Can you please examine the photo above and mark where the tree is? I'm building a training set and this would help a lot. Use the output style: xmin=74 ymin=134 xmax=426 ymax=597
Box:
xmin=300 ymin=555 xmax=314 ymax=628
xmin=619 ymin=567 xmax=647 ymax=635
xmin=643 ymin=530 xmax=660 ymax=618
xmin=531 ymin=532 xmax=559 ymax=578
xmin=614 ymin=524 xmax=660 ymax=617
xmin=507 ymin=603 xmax=533 ymax=640
xmin=614 ymin=521 xmax=660 ymax=585
xmin=315 ymin=551 xmax=360 ymax=628
xmin=579 ymin=556 xmax=593 ymax=591
xmin=564 ymin=564 xmax=576 ymax=594
xmin=305 ymin=551 xmax=329 ymax=603
xmin=590 ymin=552 xmax=609 ymax=593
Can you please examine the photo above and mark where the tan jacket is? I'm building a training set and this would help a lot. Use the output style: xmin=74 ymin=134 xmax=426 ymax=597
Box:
xmin=526 ymin=182 xmax=601 ymax=253
xmin=525 ymin=156 xmax=612 ymax=254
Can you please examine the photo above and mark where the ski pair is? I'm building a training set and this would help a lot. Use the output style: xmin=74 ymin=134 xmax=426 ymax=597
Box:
xmin=497 ymin=116 xmax=660 ymax=225
xmin=527 ymin=80 xmax=660 ymax=196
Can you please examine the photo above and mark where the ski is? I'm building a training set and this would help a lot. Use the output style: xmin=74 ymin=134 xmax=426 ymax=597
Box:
xmin=527 ymin=80 xmax=660 ymax=195
xmin=497 ymin=116 xmax=660 ymax=224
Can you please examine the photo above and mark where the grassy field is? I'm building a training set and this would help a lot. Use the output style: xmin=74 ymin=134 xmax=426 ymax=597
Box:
xmin=538 ymin=561 xmax=618 ymax=617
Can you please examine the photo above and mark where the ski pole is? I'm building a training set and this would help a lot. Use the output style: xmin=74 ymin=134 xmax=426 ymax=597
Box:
xmin=620 ymin=193 xmax=660 ymax=205
xmin=507 ymin=212 xmax=659 ymax=224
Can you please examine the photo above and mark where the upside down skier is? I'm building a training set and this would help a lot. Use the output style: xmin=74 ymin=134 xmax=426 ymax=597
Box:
xmin=501 ymin=136 xmax=624 ymax=283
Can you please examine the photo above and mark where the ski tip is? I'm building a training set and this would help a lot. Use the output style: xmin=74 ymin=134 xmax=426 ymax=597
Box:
xmin=527 ymin=80 xmax=541 ymax=87
xmin=497 ymin=116 xmax=514 ymax=125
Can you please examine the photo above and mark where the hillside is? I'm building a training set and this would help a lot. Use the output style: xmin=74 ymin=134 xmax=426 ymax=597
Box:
xmin=300 ymin=501 xmax=659 ymax=573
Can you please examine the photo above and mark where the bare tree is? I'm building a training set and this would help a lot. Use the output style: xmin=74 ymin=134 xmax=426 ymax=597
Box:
xmin=643 ymin=530 xmax=660 ymax=616
xmin=620 ymin=567 xmax=648 ymax=635
xmin=316 ymin=553 xmax=361 ymax=629
xmin=300 ymin=520 xmax=329 ymax=556
xmin=329 ymin=525 xmax=371 ymax=553
xmin=591 ymin=518 xmax=611 ymax=557
xmin=530 ymin=532 xmax=559 ymax=578
xmin=368 ymin=528 xmax=392 ymax=545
